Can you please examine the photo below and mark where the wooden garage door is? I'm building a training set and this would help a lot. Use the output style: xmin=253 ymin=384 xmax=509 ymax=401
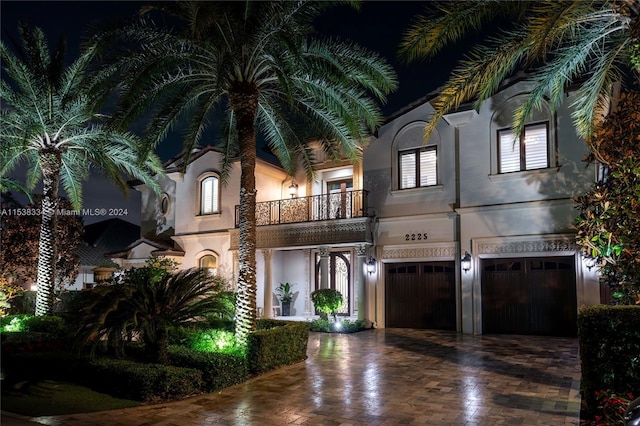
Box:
xmin=385 ymin=262 xmax=456 ymax=330
xmin=482 ymin=256 xmax=577 ymax=336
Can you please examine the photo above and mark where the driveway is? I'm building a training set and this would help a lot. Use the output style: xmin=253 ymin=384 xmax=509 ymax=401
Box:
xmin=2 ymin=329 xmax=582 ymax=425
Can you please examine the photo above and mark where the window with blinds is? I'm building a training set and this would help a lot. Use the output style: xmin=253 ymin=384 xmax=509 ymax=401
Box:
xmin=399 ymin=146 xmax=437 ymax=189
xmin=201 ymin=176 xmax=219 ymax=214
xmin=498 ymin=122 xmax=548 ymax=173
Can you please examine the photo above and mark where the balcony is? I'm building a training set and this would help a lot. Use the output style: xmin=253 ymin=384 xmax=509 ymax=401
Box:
xmin=234 ymin=190 xmax=369 ymax=227
xmin=230 ymin=190 xmax=372 ymax=250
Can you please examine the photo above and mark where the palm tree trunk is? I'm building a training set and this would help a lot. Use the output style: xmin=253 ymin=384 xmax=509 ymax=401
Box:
xmin=229 ymin=82 xmax=259 ymax=344
xmin=35 ymin=150 xmax=61 ymax=316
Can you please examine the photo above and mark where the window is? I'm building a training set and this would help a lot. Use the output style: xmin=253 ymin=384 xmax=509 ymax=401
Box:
xmin=199 ymin=254 xmax=217 ymax=276
xmin=399 ymin=147 xmax=437 ymax=189
xmin=160 ymin=193 xmax=170 ymax=216
xmin=200 ymin=176 xmax=219 ymax=215
xmin=498 ymin=123 xmax=549 ymax=173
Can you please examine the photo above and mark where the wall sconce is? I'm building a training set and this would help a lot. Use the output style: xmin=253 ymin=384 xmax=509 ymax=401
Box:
xmin=288 ymin=180 xmax=298 ymax=198
xmin=584 ymin=255 xmax=597 ymax=271
xmin=461 ymin=251 xmax=471 ymax=273
xmin=367 ymin=257 xmax=376 ymax=274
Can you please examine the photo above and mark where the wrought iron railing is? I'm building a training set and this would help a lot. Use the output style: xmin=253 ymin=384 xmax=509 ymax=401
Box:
xmin=234 ymin=190 xmax=368 ymax=227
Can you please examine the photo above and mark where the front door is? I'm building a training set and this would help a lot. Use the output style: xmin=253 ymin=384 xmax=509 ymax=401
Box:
xmin=316 ymin=251 xmax=351 ymax=315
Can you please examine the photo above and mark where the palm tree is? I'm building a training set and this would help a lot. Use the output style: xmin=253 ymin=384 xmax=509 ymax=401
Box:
xmin=94 ymin=1 xmax=397 ymax=343
xmin=399 ymin=0 xmax=640 ymax=140
xmin=72 ymin=267 xmax=227 ymax=364
xmin=0 ymin=25 xmax=164 ymax=316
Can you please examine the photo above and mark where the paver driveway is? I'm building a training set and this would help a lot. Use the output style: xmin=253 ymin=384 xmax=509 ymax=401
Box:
xmin=3 ymin=329 xmax=582 ymax=425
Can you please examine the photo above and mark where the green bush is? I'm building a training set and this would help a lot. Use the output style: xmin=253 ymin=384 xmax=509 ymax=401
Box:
xmin=1 ymin=314 xmax=68 ymax=336
xmin=168 ymin=345 xmax=247 ymax=392
xmin=77 ymin=357 xmax=203 ymax=402
xmin=246 ymin=319 xmax=309 ymax=375
xmin=309 ymin=318 xmax=367 ymax=333
xmin=1 ymin=332 xmax=65 ymax=356
xmin=578 ymin=305 xmax=640 ymax=416
xmin=310 ymin=289 xmax=343 ymax=320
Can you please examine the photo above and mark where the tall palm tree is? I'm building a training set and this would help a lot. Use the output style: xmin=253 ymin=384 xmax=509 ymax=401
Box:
xmin=0 ymin=25 xmax=164 ymax=315
xmin=399 ymin=0 xmax=640 ymax=140
xmin=94 ymin=1 xmax=397 ymax=343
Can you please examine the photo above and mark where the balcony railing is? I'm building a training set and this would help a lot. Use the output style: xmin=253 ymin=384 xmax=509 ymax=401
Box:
xmin=234 ymin=190 xmax=369 ymax=227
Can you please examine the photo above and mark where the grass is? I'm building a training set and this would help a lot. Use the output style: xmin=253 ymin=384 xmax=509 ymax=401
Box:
xmin=1 ymin=380 xmax=141 ymax=416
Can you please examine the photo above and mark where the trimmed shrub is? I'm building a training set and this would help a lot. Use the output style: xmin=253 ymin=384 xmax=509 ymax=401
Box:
xmin=578 ymin=305 xmax=640 ymax=416
xmin=310 ymin=289 xmax=343 ymax=320
xmin=77 ymin=358 xmax=203 ymax=402
xmin=247 ymin=319 xmax=309 ymax=375
xmin=168 ymin=345 xmax=247 ymax=391
xmin=309 ymin=318 xmax=367 ymax=333
xmin=1 ymin=332 xmax=65 ymax=356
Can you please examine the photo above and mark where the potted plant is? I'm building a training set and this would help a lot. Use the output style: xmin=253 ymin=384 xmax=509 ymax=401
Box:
xmin=275 ymin=282 xmax=294 ymax=316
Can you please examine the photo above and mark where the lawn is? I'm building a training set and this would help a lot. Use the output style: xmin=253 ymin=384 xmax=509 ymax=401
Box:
xmin=2 ymin=380 xmax=141 ymax=416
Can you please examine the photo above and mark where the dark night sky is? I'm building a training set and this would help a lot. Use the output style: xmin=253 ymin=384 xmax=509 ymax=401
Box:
xmin=1 ymin=1 xmax=463 ymax=224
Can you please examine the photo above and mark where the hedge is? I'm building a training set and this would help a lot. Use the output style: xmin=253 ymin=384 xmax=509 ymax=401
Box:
xmin=9 ymin=291 xmax=81 ymax=315
xmin=168 ymin=345 xmax=247 ymax=391
xmin=578 ymin=305 xmax=640 ymax=415
xmin=76 ymin=358 xmax=203 ymax=402
xmin=247 ymin=319 xmax=309 ymax=375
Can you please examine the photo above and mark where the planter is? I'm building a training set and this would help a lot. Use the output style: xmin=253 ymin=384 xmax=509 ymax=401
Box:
xmin=281 ymin=302 xmax=291 ymax=316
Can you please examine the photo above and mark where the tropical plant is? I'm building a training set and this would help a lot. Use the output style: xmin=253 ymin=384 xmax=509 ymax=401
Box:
xmin=92 ymin=1 xmax=397 ymax=343
xmin=0 ymin=25 xmax=164 ymax=316
xmin=275 ymin=282 xmax=294 ymax=304
xmin=311 ymin=288 xmax=344 ymax=321
xmin=400 ymin=0 xmax=640 ymax=141
xmin=71 ymin=264 xmax=229 ymax=365
xmin=575 ymin=90 xmax=640 ymax=305
xmin=0 ymin=272 xmax=24 ymax=316
xmin=0 ymin=194 xmax=83 ymax=289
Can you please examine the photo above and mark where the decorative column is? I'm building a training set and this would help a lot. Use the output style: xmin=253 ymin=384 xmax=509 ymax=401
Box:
xmin=303 ymin=249 xmax=312 ymax=315
xmin=319 ymin=246 xmax=330 ymax=289
xmin=232 ymin=251 xmax=239 ymax=291
xmin=355 ymin=244 xmax=367 ymax=321
xmin=262 ymin=249 xmax=273 ymax=318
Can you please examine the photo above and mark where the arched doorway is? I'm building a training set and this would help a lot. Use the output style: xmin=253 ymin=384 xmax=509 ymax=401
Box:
xmin=315 ymin=251 xmax=351 ymax=315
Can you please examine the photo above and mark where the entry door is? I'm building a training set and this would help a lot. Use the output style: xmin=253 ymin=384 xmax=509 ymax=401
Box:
xmin=481 ymin=256 xmax=577 ymax=336
xmin=316 ymin=251 xmax=351 ymax=315
xmin=327 ymin=179 xmax=352 ymax=219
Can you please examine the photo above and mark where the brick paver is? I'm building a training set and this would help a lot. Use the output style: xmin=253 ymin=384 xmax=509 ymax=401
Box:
xmin=2 ymin=329 xmax=582 ymax=425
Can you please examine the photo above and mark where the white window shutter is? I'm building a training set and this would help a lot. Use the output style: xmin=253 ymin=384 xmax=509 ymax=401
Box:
xmin=420 ymin=149 xmax=437 ymax=186
xmin=400 ymin=152 xmax=416 ymax=189
xmin=524 ymin=123 xmax=548 ymax=170
xmin=499 ymin=130 xmax=520 ymax=173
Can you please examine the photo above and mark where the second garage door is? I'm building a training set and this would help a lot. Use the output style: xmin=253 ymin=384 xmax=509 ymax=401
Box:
xmin=481 ymin=256 xmax=577 ymax=336
xmin=385 ymin=262 xmax=456 ymax=330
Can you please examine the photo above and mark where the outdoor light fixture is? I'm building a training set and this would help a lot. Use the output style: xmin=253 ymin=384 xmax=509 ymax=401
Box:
xmin=584 ymin=255 xmax=597 ymax=271
xmin=461 ymin=251 xmax=472 ymax=273
xmin=367 ymin=256 xmax=376 ymax=274
xmin=288 ymin=180 xmax=298 ymax=198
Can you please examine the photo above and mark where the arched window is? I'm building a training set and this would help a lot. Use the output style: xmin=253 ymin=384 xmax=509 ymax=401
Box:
xmin=199 ymin=254 xmax=217 ymax=276
xmin=200 ymin=175 xmax=219 ymax=215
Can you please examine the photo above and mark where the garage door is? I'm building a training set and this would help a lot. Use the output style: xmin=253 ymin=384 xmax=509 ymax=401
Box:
xmin=482 ymin=256 xmax=577 ymax=336
xmin=385 ymin=262 xmax=456 ymax=330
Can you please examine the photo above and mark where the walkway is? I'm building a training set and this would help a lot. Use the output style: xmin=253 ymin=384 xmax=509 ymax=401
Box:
xmin=3 ymin=329 xmax=582 ymax=425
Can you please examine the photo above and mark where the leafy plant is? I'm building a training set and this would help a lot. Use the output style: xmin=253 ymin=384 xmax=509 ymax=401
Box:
xmin=575 ymin=90 xmax=640 ymax=304
xmin=595 ymin=390 xmax=635 ymax=425
xmin=275 ymin=282 xmax=294 ymax=303
xmin=70 ymin=264 xmax=229 ymax=364
xmin=310 ymin=289 xmax=344 ymax=321
xmin=0 ymin=272 xmax=24 ymax=316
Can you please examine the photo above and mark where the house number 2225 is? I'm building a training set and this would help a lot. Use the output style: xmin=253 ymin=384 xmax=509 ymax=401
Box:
xmin=405 ymin=233 xmax=427 ymax=241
